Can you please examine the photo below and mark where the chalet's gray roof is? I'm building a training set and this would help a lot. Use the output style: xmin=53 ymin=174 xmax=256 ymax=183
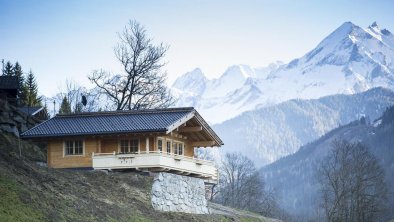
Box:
xmin=21 ymin=108 xmax=192 ymax=138
xmin=0 ymin=76 xmax=18 ymax=89
xmin=21 ymin=108 xmax=223 ymax=146
xmin=18 ymin=106 xmax=43 ymax=116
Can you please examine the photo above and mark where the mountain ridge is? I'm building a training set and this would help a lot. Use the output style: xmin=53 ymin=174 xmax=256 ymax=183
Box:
xmin=212 ymin=87 xmax=394 ymax=165
xmin=172 ymin=21 xmax=394 ymax=124
xmin=260 ymin=105 xmax=394 ymax=220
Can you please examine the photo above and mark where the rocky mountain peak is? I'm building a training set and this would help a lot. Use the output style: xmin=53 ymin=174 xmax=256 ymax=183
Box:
xmin=172 ymin=21 xmax=394 ymax=124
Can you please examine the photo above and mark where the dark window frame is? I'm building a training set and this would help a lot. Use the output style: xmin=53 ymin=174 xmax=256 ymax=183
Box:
xmin=178 ymin=143 xmax=184 ymax=155
xmin=173 ymin=141 xmax=178 ymax=155
xmin=119 ymin=139 xmax=139 ymax=154
xmin=64 ymin=140 xmax=84 ymax=156
xmin=157 ymin=139 xmax=163 ymax=152
xmin=166 ymin=140 xmax=171 ymax=154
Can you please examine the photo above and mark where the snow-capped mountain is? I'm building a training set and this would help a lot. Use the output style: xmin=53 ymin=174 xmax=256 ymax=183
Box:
xmin=172 ymin=68 xmax=207 ymax=97
xmin=172 ymin=22 xmax=394 ymax=124
xmin=172 ymin=63 xmax=282 ymax=123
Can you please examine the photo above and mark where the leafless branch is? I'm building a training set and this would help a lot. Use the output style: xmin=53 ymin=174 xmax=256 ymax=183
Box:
xmin=88 ymin=20 xmax=175 ymax=110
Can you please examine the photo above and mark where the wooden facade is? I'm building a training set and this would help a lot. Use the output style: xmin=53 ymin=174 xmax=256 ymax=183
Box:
xmin=47 ymin=133 xmax=195 ymax=168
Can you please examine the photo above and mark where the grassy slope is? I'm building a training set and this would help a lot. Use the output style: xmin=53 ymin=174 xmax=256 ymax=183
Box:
xmin=0 ymin=133 xmax=276 ymax=222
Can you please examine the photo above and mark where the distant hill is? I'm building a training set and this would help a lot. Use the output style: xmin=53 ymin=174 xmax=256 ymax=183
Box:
xmin=260 ymin=106 xmax=394 ymax=220
xmin=213 ymin=87 xmax=394 ymax=166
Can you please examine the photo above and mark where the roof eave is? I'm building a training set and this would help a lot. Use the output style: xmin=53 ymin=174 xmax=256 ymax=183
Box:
xmin=21 ymin=128 xmax=167 ymax=139
xmin=31 ymin=107 xmax=44 ymax=115
xmin=193 ymin=111 xmax=224 ymax=147
xmin=164 ymin=109 xmax=224 ymax=147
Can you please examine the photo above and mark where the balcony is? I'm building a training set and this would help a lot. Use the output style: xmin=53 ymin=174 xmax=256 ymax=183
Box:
xmin=92 ymin=151 xmax=218 ymax=183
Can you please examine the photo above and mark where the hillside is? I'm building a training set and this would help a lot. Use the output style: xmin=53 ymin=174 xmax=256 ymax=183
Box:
xmin=213 ymin=87 xmax=394 ymax=166
xmin=0 ymin=132 xmax=279 ymax=222
xmin=261 ymin=106 xmax=394 ymax=221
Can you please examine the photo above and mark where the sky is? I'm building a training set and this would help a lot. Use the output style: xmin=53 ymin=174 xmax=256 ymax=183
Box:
xmin=1 ymin=0 xmax=394 ymax=97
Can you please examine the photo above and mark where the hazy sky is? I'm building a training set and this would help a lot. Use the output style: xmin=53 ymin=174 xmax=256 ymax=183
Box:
xmin=1 ymin=0 xmax=393 ymax=96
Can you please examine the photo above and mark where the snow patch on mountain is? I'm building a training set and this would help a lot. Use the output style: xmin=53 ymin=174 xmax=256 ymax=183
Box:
xmin=172 ymin=22 xmax=394 ymax=124
xmin=172 ymin=62 xmax=283 ymax=123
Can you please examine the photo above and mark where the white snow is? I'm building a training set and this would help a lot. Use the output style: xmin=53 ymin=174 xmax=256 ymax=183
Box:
xmin=172 ymin=22 xmax=394 ymax=124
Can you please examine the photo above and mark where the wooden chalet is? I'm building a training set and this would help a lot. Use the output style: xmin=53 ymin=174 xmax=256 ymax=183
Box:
xmin=21 ymin=107 xmax=223 ymax=183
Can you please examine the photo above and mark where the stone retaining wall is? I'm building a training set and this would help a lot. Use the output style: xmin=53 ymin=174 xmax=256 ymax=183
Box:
xmin=151 ymin=172 xmax=209 ymax=214
xmin=0 ymin=100 xmax=39 ymax=137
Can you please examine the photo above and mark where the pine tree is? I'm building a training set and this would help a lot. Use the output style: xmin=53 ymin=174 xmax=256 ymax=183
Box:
xmin=4 ymin=61 xmax=14 ymax=75
xmin=25 ymin=70 xmax=41 ymax=107
xmin=59 ymin=96 xmax=72 ymax=114
xmin=1 ymin=59 xmax=4 ymax=75
xmin=42 ymin=103 xmax=50 ymax=120
xmin=13 ymin=62 xmax=27 ymax=105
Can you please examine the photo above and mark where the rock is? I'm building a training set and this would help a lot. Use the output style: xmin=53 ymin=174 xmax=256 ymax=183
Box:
xmin=0 ymin=102 xmax=41 ymax=136
xmin=158 ymin=173 xmax=164 ymax=181
xmin=20 ymin=124 xmax=28 ymax=133
xmin=1 ymin=124 xmax=18 ymax=136
xmin=152 ymin=181 xmax=161 ymax=193
xmin=13 ymin=115 xmax=25 ymax=123
xmin=151 ymin=172 xmax=209 ymax=214
xmin=0 ymin=124 xmax=12 ymax=133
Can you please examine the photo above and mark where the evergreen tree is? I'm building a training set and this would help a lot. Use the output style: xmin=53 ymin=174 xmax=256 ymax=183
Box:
xmin=13 ymin=62 xmax=28 ymax=105
xmin=4 ymin=61 xmax=14 ymax=75
xmin=42 ymin=103 xmax=50 ymax=120
xmin=59 ymin=96 xmax=72 ymax=114
xmin=1 ymin=59 xmax=4 ymax=75
xmin=25 ymin=70 xmax=41 ymax=107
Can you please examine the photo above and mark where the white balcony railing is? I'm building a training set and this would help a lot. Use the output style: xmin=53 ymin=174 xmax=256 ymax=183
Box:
xmin=92 ymin=151 xmax=218 ymax=183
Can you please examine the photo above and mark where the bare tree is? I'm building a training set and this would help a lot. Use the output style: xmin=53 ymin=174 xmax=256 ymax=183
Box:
xmin=317 ymin=140 xmax=387 ymax=222
xmin=217 ymin=153 xmax=264 ymax=210
xmin=89 ymin=20 xmax=174 ymax=110
xmin=211 ymin=152 xmax=290 ymax=220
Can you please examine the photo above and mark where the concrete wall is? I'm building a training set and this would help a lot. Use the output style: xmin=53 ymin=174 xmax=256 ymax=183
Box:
xmin=151 ymin=172 xmax=209 ymax=214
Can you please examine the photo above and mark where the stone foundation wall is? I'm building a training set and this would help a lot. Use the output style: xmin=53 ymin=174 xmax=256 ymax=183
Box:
xmin=151 ymin=172 xmax=209 ymax=214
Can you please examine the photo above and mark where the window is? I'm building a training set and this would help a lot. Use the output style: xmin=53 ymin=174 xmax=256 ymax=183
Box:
xmin=120 ymin=140 xmax=129 ymax=153
xmin=157 ymin=139 xmax=163 ymax=152
xmin=174 ymin=142 xmax=184 ymax=155
xmin=166 ymin=141 xmax=171 ymax=154
xmin=64 ymin=140 xmax=83 ymax=156
xmin=130 ymin=139 xmax=138 ymax=153
xmin=173 ymin=141 xmax=178 ymax=155
xmin=178 ymin=143 xmax=184 ymax=155
xmin=172 ymin=141 xmax=184 ymax=155
xmin=119 ymin=139 xmax=139 ymax=153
